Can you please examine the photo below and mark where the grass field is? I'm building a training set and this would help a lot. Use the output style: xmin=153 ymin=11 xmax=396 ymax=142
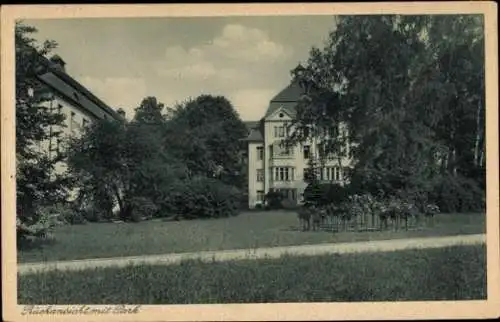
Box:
xmin=18 ymin=211 xmax=485 ymax=263
xmin=18 ymin=244 xmax=486 ymax=304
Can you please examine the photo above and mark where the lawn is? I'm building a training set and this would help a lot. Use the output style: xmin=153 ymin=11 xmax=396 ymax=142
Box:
xmin=18 ymin=245 xmax=486 ymax=304
xmin=18 ymin=211 xmax=486 ymax=263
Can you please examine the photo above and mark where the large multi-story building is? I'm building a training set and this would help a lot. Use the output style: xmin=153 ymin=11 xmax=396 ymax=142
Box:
xmin=31 ymin=54 xmax=124 ymax=176
xmin=243 ymin=81 xmax=353 ymax=209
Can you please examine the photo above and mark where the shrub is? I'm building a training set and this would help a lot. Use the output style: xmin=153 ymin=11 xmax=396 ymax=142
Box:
xmin=429 ymin=175 xmax=485 ymax=213
xmin=129 ymin=196 xmax=158 ymax=221
xmin=264 ymin=191 xmax=283 ymax=210
xmin=304 ymin=183 xmax=349 ymax=207
xmin=281 ymin=198 xmax=298 ymax=210
xmin=17 ymin=207 xmax=66 ymax=249
xmin=303 ymin=183 xmax=323 ymax=206
xmin=163 ymin=177 xmax=241 ymax=219
xmin=39 ymin=203 xmax=72 ymax=225
xmin=73 ymin=187 xmax=115 ymax=222
xmin=322 ymin=183 xmax=350 ymax=205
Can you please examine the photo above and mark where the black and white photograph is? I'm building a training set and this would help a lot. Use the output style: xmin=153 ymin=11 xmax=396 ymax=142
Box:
xmin=2 ymin=3 xmax=499 ymax=321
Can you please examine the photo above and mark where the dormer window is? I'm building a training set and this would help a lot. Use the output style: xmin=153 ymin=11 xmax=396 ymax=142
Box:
xmin=279 ymin=112 xmax=284 ymax=118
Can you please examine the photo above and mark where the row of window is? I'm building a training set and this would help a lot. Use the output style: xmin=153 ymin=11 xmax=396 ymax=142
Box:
xmin=255 ymin=144 xmax=346 ymax=160
xmin=272 ymin=125 xmax=347 ymax=140
xmin=49 ymin=105 xmax=90 ymax=158
xmin=255 ymin=188 xmax=298 ymax=203
xmin=56 ymin=105 xmax=90 ymax=132
xmin=255 ymin=166 xmax=344 ymax=182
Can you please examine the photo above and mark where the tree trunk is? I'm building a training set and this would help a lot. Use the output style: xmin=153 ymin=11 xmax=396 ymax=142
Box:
xmin=112 ymin=186 xmax=127 ymax=220
xmin=473 ymin=102 xmax=482 ymax=167
xmin=479 ymin=140 xmax=485 ymax=168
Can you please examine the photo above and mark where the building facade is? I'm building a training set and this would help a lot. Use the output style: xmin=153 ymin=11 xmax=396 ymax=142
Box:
xmin=31 ymin=54 xmax=124 ymax=176
xmin=243 ymin=81 xmax=353 ymax=209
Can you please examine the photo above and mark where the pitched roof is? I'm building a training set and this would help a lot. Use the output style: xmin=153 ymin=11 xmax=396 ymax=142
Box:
xmin=35 ymin=55 xmax=123 ymax=121
xmin=271 ymin=80 xmax=304 ymax=102
xmin=241 ymin=119 xmax=264 ymax=142
xmin=243 ymin=121 xmax=260 ymax=132
xmin=264 ymin=81 xmax=304 ymax=118
xmin=245 ymin=128 xmax=264 ymax=142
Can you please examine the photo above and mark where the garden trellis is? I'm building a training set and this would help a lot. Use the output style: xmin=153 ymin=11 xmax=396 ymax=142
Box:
xmin=302 ymin=193 xmax=439 ymax=232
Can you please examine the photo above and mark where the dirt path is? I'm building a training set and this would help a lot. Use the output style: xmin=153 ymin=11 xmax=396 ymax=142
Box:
xmin=18 ymin=234 xmax=485 ymax=275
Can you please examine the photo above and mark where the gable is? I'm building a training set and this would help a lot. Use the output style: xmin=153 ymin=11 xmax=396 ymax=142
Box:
xmin=265 ymin=104 xmax=295 ymax=121
xmin=263 ymin=81 xmax=303 ymax=120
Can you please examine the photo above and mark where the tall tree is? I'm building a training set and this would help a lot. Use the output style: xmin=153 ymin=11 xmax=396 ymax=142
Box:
xmin=133 ymin=96 xmax=166 ymax=124
xmin=166 ymin=95 xmax=248 ymax=187
xmin=15 ymin=22 xmax=69 ymax=229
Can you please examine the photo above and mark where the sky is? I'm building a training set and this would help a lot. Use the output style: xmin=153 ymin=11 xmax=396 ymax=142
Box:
xmin=26 ymin=16 xmax=336 ymax=121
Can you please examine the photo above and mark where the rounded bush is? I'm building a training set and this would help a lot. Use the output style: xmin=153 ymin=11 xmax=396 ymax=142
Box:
xmin=161 ymin=177 xmax=241 ymax=219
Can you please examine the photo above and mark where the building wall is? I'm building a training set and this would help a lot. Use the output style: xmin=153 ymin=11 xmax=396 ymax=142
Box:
xmin=31 ymin=72 xmax=117 ymax=202
xmin=247 ymin=107 xmax=354 ymax=209
xmin=36 ymin=93 xmax=96 ymax=174
xmin=247 ymin=141 xmax=265 ymax=208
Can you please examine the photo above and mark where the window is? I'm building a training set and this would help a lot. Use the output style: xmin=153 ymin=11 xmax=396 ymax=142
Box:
xmin=256 ymin=190 xmax=265 ymax=203
xmin=256 ymin=169 xmax=264 ymax=182
xmin=324 ymin=167 xmax=342 ymax=181
xmin=256 ymin=146 xmax=264 ymax=160
xmin=274 ymin=125 xmax=285 ymax=138
xmin=277 ymin=142 xmax=293 ymax=157
xmin=303 ymin=127 xmax=310 ymax=138
xmin=343 ymin=167 xmax=350 ymax=180
xmin=56 ymin=138 xmax=63 ymax=157
xmin=273 ymin=167 xmax=294 ymax=181
xmin=303 ymin=145 xmax=310 ymax=159
xmin=317 ymin=143 xmax=325 ymax=157
xmin=317 ymin=143 xmax=335 ymax=160
xmin=328 ymin=125 xmax=339 ymax=138
xmin=27 ymin=87 xmax=34 ymax=98
xmin=70 ymin=111 xmax=76 ymax=133
xmin=274 ymin=188 xmax=297 ymax=201
xmin=82 ymin=118 xmax=89 ymax=128
xmin=325 ymin=167 xmax=331 ymax=181
xmin=304 ymin=168 xmax=311 ymax=181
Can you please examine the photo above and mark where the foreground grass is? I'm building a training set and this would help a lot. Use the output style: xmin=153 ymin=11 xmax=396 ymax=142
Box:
xmin=18 ymin=245 xmax=486 ymax=304
xmin=18 ymin=211 xmax=485 ymax=263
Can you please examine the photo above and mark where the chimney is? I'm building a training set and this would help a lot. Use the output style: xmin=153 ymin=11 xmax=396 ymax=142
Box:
xmin=49 ymin=54 xmax=66 ymax=73
xmin=117 ymin=108 xmax=126 ymax=118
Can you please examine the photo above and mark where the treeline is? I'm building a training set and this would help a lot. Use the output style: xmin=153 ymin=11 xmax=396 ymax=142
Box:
xmin=66 ymin=96 xmax=248 ymax=223
xmin=287 ymin=15 xmax=486 ymax=213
